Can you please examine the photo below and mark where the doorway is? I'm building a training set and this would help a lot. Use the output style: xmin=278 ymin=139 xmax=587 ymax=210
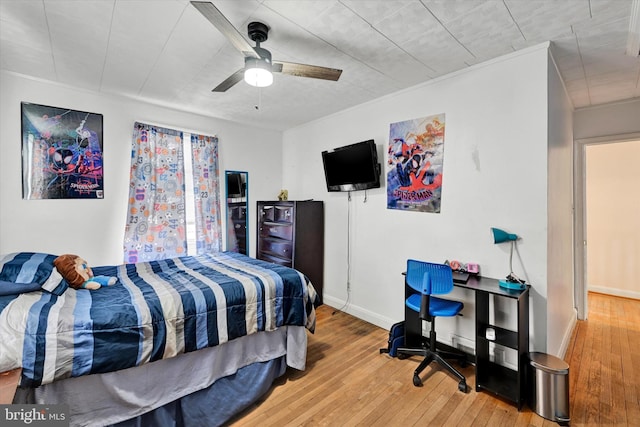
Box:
xmin=574 ymin=133 xmax=640 ymax=319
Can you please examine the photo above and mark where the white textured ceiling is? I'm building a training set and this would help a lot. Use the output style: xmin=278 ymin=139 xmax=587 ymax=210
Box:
xmin=1 ymin=0 xmax=639 ymax=131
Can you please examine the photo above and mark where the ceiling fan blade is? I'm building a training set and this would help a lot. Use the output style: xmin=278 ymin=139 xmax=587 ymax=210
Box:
xmin=273 ymin=61 xmax=342 ymax=81
xmin=212 ymin=69 xmax=245 ymax=92
xmin=191 ymin=1 xmax=259 ymax=58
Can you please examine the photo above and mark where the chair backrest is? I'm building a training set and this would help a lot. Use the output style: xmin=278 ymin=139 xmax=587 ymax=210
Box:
xmin=406 ymin=259 xmax=454 ymax=296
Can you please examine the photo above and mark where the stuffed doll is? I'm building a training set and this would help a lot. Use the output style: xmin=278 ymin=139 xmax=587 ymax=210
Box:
xmin=53 ymin=254 xmax=117 ymax=290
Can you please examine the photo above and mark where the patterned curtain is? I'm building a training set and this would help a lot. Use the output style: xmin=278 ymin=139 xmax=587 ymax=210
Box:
xmin=190 ymin=134 xmax=222 ymax=254
xmin=123 ymin=123 xmax=186 ymax=263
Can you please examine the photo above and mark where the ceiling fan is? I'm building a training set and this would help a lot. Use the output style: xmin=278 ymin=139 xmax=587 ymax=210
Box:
xmin=191 ymin=1 xmax=343 ymax=92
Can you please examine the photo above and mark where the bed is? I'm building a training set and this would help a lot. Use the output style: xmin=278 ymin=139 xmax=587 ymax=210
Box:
xmin=0 ymin=251 xmax=318 ymax=426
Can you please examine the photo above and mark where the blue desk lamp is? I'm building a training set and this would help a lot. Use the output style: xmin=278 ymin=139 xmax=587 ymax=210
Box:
xmin=491 ymin=227 xmax=527 ymax=290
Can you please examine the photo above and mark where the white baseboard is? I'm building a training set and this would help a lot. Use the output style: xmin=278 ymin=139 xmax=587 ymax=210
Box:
xmin=322 ymin=295 xmax=399 ymax=331
xmin=556 ymin=309 xmax=578 ymax=359
xmin=323 ymin=296 xmax=523 ymax=370
xmin=588 ymin=286 xmax=640 ymax=300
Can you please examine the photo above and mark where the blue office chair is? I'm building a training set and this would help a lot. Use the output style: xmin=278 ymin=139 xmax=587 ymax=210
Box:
xmin=397 ymin=259 xmax=468 ymax=392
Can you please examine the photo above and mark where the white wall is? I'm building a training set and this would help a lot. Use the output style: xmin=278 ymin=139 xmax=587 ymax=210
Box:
xmin=574 ymin=98 xmax=640 ymax=140
xmin=545 ymin=53 xmax=577 ymax=356
xmin=283 ymin=44 xmax=557 ymax=354
xmin=0 ymin=71 xmax=283 ymax=266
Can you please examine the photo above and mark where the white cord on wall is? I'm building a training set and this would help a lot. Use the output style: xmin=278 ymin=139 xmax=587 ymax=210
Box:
xmin=333 ymin=191 xmax=352 ymax=314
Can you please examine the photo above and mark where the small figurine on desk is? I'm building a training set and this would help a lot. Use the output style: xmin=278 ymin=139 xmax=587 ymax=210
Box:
xmin=444 ymin=260 xmax=479 ymax=283
xmin=278 ymin=189 xmax=288 ymax=201
xmin=445 ymin=259 xmax=479 ymax=274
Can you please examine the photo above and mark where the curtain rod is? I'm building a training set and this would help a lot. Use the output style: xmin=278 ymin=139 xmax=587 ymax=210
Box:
xmin=133 ymin=119 xmax=217 ymax=139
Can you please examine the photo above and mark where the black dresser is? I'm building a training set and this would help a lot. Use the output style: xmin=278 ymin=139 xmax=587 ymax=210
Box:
xmin=256 ymin=200 xmax=324 ymax=304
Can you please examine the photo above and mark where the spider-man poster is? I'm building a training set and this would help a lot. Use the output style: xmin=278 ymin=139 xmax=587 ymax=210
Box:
xmin=387 ymin=114 xmax=445 ymax=213
xmin=21 ymin=103 xmax=104 ymax=199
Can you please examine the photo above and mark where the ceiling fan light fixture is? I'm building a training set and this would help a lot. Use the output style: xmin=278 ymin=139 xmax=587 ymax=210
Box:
xmin=244 ymin=57 xmax=273 ymax=87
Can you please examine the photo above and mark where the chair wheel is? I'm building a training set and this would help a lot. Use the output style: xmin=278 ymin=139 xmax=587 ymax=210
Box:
xmin=458 ymin=381 xmax=468 ymax=393
xmin=413 ymin=375 xmax=422 ymax=387
xmin=460 ymin=359 xmax=467 ymax=368
xmin=398 ymin=353 xmax=408 ymax=360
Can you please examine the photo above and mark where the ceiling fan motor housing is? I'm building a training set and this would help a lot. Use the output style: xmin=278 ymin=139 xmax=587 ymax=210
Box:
xmin=248 ymin=21 xmax=269 ymax=44
xmin=246 ymin=22 xmax=272 ymax=68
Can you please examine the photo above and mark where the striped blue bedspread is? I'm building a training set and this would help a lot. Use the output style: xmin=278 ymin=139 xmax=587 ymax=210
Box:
xmin=0 ymin=252 xmax=318 ymax=387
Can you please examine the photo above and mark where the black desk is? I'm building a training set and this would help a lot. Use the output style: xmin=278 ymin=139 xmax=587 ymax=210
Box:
xmin=403 ymin=274 xmax=529 ymax=409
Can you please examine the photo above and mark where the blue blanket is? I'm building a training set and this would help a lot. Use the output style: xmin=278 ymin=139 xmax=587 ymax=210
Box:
xmin=0 ymin=252 xmax=317 ymax=387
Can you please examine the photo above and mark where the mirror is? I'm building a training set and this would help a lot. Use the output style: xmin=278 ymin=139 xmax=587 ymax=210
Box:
xmin=225 ymin=171 xmax=248 ymax=255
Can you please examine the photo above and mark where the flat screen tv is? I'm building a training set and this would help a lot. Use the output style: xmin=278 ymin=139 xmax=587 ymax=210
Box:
xmin=322 ymin=139 xmax=381 ymax=192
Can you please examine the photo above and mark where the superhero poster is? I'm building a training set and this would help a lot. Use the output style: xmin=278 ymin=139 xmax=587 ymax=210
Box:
xmin=21 ymin=103 xmax=104 ymax=199
xmin=387 ymin=114 xmax=445 ymax=213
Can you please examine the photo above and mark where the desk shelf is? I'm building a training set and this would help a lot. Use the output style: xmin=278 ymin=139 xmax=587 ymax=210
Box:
xmin=471 ymin=277 xmax=529 ymax=410
xmin=476 ymin=361 xmax=519 ymax=401
xmin=477 ymin=324 xmax=518 ymax=350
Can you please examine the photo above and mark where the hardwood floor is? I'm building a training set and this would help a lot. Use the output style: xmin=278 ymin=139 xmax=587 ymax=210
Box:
xmin=231 ymin=293 xmax=639 ymax=426
xmin=565 ymin=292 xmax=640 ymax=426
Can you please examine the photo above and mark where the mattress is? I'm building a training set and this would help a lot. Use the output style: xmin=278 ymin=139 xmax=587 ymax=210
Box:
xmin=0 ymin=251 xmax=317 ymax=387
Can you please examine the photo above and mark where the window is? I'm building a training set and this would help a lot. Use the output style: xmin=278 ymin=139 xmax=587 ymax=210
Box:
xmin=123 ymin=123 xmax=221 ymax=263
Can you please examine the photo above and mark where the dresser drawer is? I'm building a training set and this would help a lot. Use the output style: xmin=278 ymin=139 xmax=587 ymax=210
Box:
xmin=259 ymin=222 xmax=293 ymax=240
xmin=259 ymin=238 xmax=293 ymax=260
xmin=260 ymin=205 xmax=275 ymax=222
xmin=258 ymin=253 xmax=293 ymax=268
xmin=275 ymin=205 xmax=293 ymax=223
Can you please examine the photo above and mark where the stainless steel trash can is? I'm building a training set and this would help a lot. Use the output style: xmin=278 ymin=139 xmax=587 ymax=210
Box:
xmin=528 ymin=352 xmax=570 ymax=425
